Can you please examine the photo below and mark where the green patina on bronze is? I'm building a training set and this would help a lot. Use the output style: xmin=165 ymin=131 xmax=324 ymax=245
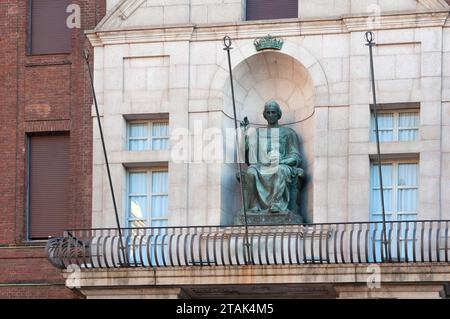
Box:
xmin=254 ymin=35 xmax=284 ymax=51
xmin=235 ymin=101 xmax=305 ymax=225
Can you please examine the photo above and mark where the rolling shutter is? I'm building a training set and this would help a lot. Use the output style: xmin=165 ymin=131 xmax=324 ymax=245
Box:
xmin=30 ymin=0 xmax=72 ymax=54
xmin=246 ymin=0 xmax=298 ymax=21
xmin=29 ymin=134 xmax=70 ymax=239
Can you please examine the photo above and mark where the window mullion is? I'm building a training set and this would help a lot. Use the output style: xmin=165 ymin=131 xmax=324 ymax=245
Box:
xmin=394 ymin=113 xmax=398 ymax=142
xmin=149 ymin=122 xmax=153 ymax=151
xmin=393 ymin=163 xmax=398 ymax=220
xmin=148 ymin=170 xmax=152 ymax=228
xmin=126 ymin=173 xmax=130 ymax=228
xmin=127 ymin=123 xmax=130 ymax=151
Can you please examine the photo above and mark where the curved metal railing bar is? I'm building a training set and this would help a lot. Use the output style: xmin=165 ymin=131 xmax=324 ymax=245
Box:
xmin=46 ymin=220 xmax=450 ymax=270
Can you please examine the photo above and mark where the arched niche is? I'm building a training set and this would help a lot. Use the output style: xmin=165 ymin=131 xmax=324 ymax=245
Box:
xmin=220 ymin=51 xmax=315 ymax=224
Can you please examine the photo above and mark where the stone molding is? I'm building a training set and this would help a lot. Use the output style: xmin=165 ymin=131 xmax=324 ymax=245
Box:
xmin=419 ymin=0 xmax=450 ymax=10
xmin=65 ymin=263 xmax=450 ymax=288
xmin=86 ymin=10 xmax=450 ymax=47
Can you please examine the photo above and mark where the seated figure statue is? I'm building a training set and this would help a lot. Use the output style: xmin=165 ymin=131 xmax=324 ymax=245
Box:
xmin=237 ymin=100 xmax=305 ymax=219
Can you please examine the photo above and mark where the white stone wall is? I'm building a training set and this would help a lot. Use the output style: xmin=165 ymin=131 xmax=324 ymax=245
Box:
xmin=103 ymin=0 xmax=449 ymax=28
xmin=90 ymin=1 xmax=450 ymax=228
xmin=103 ymin=0 xmax=244 ymax=28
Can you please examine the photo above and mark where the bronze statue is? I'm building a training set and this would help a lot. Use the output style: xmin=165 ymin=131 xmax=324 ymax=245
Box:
xmin=238 ymin=100 xmax=304 ymax=219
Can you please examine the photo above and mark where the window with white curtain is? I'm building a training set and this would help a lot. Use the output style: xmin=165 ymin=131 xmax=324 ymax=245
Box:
xmin=127 ymin=170 xmax=169 ymax=228
xmin=127 ymin=121 xmax=169 ymax=151
xmin=370 ymin=111 xmax=419 ymax=142
xmin=126 ymin=169 xmax=168 ymax=266
xmin=369 ymin=162 xmax=418 ymax=261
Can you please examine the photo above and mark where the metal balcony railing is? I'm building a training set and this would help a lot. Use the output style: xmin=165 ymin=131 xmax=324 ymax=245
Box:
xmin=46 ymin=220 xmax=450 ymax=269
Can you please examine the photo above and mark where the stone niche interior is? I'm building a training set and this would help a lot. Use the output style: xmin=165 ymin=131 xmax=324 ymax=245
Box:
xmin=220 ymin=51 xmax=315 ymax=225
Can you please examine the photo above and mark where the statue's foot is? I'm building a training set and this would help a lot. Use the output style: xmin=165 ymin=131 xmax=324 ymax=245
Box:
xmin=269 ymin=206 xmax=281 ymax=213
xmin=246 ymin=208 xmax=260 ymax=214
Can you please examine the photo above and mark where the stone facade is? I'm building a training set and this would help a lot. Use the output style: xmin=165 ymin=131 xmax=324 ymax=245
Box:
xmin=89 ymin=0 xmax=450 ymax=227
xmin=83 ymin=0 xmax=450 ymax=298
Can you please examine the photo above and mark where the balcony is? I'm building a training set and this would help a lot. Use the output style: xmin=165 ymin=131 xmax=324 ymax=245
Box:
xmin=46 ymin=220 xmax=450 ymax=269
xmin=45 ymin=220 xmax=450 ymax=298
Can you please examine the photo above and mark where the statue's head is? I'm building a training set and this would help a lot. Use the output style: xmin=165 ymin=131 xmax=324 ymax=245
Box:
xmin=263 ymin=100 xmax=282 ymax=125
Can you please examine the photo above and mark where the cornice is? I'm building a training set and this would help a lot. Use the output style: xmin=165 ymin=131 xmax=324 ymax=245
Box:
xmin=343 ymin=10 xmax=449 ymax=32
xmin=86 ymin=25 xmax=196 ymax=46
xmin=86 ymin=10 xmax=449 ymax=47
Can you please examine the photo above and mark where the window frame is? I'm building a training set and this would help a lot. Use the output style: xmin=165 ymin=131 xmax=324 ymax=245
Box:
xmin=27 ymin=0 xmax=33 ymax=55
xmin=27 ymin=0 xmax=72 ymax=55
xmin=369 ymin=159 xmax=419 ymax=261
xmin=26 ymin=132 xmax=71 ymax=241
xmin=127 ymin=120 xmax=169 ymax=151
xmin=245 ymin=0 xmax=299 ymax=21
xmin=370 ymin=109 xmax=419 ymax=142
xmin=370 ymin=159 xmax=419 ymax=222
xmin=126 ymin=168 xmax=169 ymax=229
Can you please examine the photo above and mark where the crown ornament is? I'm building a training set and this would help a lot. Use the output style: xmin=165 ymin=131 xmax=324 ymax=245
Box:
xmin=254 ymin=35 xmax=284 ymax=51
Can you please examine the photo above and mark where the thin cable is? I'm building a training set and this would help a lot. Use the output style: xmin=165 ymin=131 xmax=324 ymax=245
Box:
xmin=221 ymin=108 xmax=316 ymax=127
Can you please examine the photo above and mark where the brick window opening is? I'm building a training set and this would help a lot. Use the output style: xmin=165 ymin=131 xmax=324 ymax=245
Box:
xmin=27 ymin=134 xmax=71 ymax=240
xmin=29 ymin=0 xmax=72 ymax=55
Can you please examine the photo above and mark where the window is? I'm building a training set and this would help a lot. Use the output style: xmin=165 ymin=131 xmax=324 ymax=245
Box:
xmin=27 ymin=134 xmax=70 ymax=240
xmin=246 ymin=0 xmax=298 ymax=21
xmin=370 ymin=162 xmax=419 ymax=261
xmin=371 ymin=111 xmax=419 ymax=142
xmin=127 ymin=169 xmax=168 ymax=228
xmin=127 ymin=169 xmax=168 ymax=266
xmin=29 ymin=0 xmax=72 ymax=54
xmin=127 ymin=121 xmax=169 ymax=151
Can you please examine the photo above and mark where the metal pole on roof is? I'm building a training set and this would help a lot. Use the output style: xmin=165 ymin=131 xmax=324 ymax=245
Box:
xmin=365 ymin=31 xmax=391 ymax=262
xmin=83 ymin=49 xmax=129 ymax=266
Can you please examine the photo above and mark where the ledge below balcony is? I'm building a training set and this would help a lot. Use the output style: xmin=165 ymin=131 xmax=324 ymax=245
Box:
xmin=63 ymin=263 xmax=450 ymax=299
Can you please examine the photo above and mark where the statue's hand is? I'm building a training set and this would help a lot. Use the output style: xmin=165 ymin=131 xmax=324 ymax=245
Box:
xmin=240 ymin=116 xmax=250 ymax=132
xmin=280 ymin=157 xmax=297 ymax=166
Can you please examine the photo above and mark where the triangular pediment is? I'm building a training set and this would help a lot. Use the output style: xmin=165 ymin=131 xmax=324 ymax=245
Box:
xmin=417 ymin=0 xmax=450 ymax=9
xmin=95 ymin=0 xmax=148 ymax=31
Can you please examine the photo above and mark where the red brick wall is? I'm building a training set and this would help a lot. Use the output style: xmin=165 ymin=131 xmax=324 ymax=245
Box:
xmin=0 ymin=0 xmax=105 ymax=299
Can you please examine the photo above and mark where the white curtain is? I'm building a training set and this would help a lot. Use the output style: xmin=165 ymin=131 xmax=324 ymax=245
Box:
xmin=128 ymin=172 xmax=148 ymax=227
xmin=398 ymin=112 xmax=419 ymax=141
xmin=370 ymin=163 xmax=418 ymax=260
xmin=397 ymin=163 xmax=418 ymax=217
xmin=127 ymin=171 xmax=169 ymax=265
xmin=152 ymin=122 xmax=169 ymax=150
xmin=372 ymin=113 xmax=393 ymax=141
xmin=370 ymin=163 xmax=418 ymax=221
xmin=370 ymin=164 xmax=393 ymax=222
xmin=129 ymin=123 xmax=148 ymax=151
xmin=151 ymin=171 xmax=168 ymax=227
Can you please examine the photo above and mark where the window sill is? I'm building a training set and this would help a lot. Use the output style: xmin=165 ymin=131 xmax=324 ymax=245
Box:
xmin=0 ymin=241 xmax=48 ymax=249
xmin=26 ymin=52 xmax=71 ymax=57
xmin=25 ymin=54 xmax=72 ymax=68
xmin=21 ymin=240 xmax=49 ymax=247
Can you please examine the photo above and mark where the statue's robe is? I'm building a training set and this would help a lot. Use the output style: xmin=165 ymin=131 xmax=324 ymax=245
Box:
xmin=242 ymin=126 xmax=303 ymax=213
